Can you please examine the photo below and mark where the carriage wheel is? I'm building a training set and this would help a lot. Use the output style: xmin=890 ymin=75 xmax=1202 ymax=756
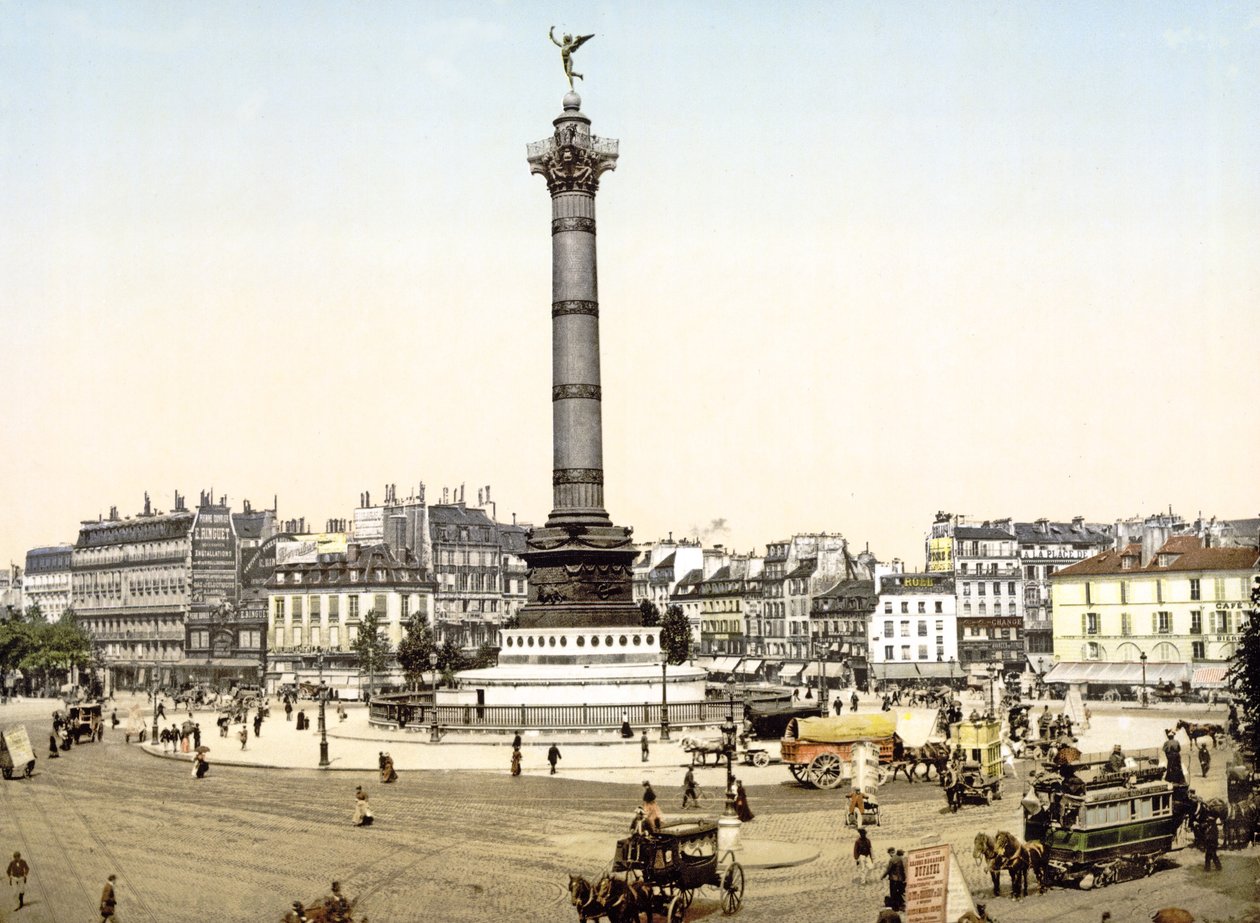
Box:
xmin=752 ymin=751 xmax=770 ymax=768
xmin=788 ymin=764 xmax=807 ymax=783
xmin=680 ymin=888 xmax=694 ymax=911
xmin=666 ymin=893 xmax=686 ymax=923
xmin=984 ymin=787 xmax=994 ymax=805
xmin=807 ymin=753 xmax=844 ymax=790
xmin=721 ymin=862 xmax=745 ymax=915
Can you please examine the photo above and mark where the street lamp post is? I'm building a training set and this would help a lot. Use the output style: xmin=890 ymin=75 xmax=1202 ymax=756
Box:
xmin=317 ymin=650 xmax=329 ymax=768
xmin=722 ymin=688 xmax=737 ymax=816
xmin=659 ymin=652 xmax=670 ymax=742
xmin=986 ymin=663 xmax=998 ymax=717
xmin=429 ymin=651 xmax=440 ymax=743
xmin=817 ymin=642 xmax=828 ymax=717
xmin=1139 ymin=651 xmax=1148 ymax=708
xmin=948 ymin=656 xmax=956 ymax=689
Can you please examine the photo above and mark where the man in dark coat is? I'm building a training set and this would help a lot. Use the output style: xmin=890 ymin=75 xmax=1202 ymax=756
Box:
xmin=880 ymin=848 xmax=906 ymax=910
xmin=1202 ymin=817 xmax=1221 ymax=871
xmin=547 ymin=743 xmax=561 ymax=775
xmin=253 ymin=711 xmax=262 ymax=738
xmin=1198 ymin=743 xmax=1211 ymax=778
xmin=7 ymin=851 xmax=30 ymax=910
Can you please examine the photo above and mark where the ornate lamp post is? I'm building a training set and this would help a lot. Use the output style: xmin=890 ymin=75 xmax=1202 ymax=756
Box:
xmin=659 ymin=650 xmax=670 ymax=742
xmin=317 ymin=650 xmax=329 ymax=768
xmin=1139 ymin=651 xmax=1148 ymax=708
xmin=721 ymin=679 xmax=738 ymax=815
xmin=429 ymin=651 xmax=440 ymax=743
xmin=986 ymin=663 xmax=998 ymax=717
xmin=948 ymin=656 xmax=956 ymax=688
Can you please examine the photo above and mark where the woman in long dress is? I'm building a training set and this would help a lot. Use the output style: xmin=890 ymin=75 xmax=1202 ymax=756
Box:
xmin=733 ymin=780 xmax=754 ymax=822
xmin=510 ymin=747 xmax=522 ymax=776
xmin=353 ymin=786 xmax=373 ymax=826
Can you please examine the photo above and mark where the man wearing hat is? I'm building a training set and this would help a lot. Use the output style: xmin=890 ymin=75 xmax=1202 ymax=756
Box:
xmin=6 ymin=851 xmax=29 ymax=911
xmin=1106 ymin=744 xmax=1126 ymax=773
xmin=100 ymin=874 xmax=117 ymax=921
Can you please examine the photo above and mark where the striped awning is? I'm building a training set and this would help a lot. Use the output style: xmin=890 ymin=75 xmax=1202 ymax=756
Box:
xmin=708 ymin=656 xmax=741 ymax=673
xmin=1192 ymin=666 xmax=1229 ymax=688
xmin=777 ymin=662 xmax=806 ymax=678
xmin=734 ymin=659 xmax=764 ymax=675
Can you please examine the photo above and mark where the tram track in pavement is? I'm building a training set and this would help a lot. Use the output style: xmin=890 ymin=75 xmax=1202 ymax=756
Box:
xmin=0 ymin=772 xmax=97 ymax=921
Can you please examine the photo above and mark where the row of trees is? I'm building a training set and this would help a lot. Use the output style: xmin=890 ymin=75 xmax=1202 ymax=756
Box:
xmin=0 ymin=604 xmax=97 ymax=696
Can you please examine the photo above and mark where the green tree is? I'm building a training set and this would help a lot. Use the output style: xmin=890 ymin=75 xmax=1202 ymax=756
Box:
xmin=396 ymin=615 xmax=436 ymax=689
xmin=351 ymin=609 xmax=390 ymax=701
xmin=639 ymin=599 xmax=660 ymax=628
xmin=469 ymin=641 xmax=498 ymax=669
xmin=437 ymin=639 xmax=468 ymax=677
xmin=18 ymin=613 xmax=92 ymax=694
xmin=23 ymin=602 xmax=43 ymax=624
xmin=660 ymin=604 xmax=692 ymax=665
xmin=1226 ymin=577 xmax=1260 ymax=759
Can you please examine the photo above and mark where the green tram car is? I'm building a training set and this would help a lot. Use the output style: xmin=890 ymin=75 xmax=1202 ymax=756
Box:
xmin=1023 ymin=749 xmax=1189 ymax=889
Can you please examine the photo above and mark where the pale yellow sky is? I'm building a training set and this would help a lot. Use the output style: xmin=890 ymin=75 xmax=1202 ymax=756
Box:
xmin=2 ymin=3 xmax=1257 ymax=569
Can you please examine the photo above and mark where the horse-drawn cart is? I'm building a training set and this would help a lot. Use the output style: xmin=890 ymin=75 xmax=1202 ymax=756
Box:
xmin=610 ymin=821 xmax=744 ymax=921
xmin=779 ymin=715 xmax=897 ymax=790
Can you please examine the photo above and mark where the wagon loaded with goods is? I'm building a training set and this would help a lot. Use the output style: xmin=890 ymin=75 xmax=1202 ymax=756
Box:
xmin=779 ymin=714 xmax=898 ymax=789
xmin=1 ymin=725 xmax=36 ymax=780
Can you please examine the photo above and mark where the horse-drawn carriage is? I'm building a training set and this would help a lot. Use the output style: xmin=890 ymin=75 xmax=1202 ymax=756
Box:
xmin=570 ymin=820 xmax=743 ymax=922
xmin=65 ymin=703 xmax=104 ymax=744
xmin=942 ymin=716 xmax=1003 ymax=810
xmin=1022 ymin=748 xmax=1190 ymax=889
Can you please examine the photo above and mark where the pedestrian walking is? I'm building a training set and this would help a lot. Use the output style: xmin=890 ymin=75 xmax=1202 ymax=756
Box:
xmin=253 ymin=712 xmax=262 ymax=738
xmin=6 ymin=851 xmax=29 ymax=911
xmin=851 ymin=691 xmax=859 ymax=713
xmin=1202 ymin=818 xmax=1221 ymax=871
xmin=619 ymin=713 xmax=633 ymax=738
xmin=353 ymin=786 xmax=373 ymax=826
xmin=192 ymin=723 xmax=201 ymax=749
xmin=238 ymin=725 xmax=248 ymax=750
xmin=1198 ymin=743 xmax=1211 ymax=778
xmin=880 ymin=848 xmax=906 ymax=910
xmin=192 ymin=750 xmax=209 ymax=779
xmin=547 ymin=743 xmax=562 ymax=775
xmin=853 ymin=828 xmax=873 ymax=884
xmin=110 ymin=709 xmax=119 ymax=729
xmin=511 ymin=731 xmax=522 ymax=750
xmin=733 ymin=779 xmax=754 ymax=822
xmin=641 ymin=730 xmax=650 ymax=762
xmin=285 ymin=700 xmax=293 ymax=722
xmin=1083 ymin=704 xmax=1092 ymax=730
xmin=510 ymin=746 xmax=522 ymax=776
xmin=681 ymin=767 xmax=699 ymax=809
xmin=48 ymin=731 xmax=59 ymax=759
xmin=380 ymin=753 xmax=398 ymax=783
xmin=337 ymin=702 xmax=347 ymax=722
xmin=99 ymin=874 xmax=117 ymax=921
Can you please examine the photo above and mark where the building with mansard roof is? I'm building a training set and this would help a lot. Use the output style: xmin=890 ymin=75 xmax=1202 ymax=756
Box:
xmin=23 ymin=544 xmax=74 ymax=622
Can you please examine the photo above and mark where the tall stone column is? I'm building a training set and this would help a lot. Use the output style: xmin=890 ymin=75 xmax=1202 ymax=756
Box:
xmin=521 ymin=91 xmax=639 ymax=629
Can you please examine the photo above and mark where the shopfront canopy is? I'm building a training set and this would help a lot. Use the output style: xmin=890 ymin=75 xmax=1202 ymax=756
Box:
xmin=1043 ymin=661 xmax=1190 ymax=686
xmin=707 ymin=657 xmax=741 ymax=673
xmin=876 ymin=662 xmax=961 ymax=681
xmin=734 ymin=659 xmax=764 ymax=676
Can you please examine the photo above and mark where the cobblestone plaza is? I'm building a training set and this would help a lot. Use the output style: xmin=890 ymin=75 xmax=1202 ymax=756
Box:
xmin=1 ymin=694 xmax=1256 ymax=922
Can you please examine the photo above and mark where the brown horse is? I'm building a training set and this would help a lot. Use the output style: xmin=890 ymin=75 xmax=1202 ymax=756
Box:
xmin=1176 ymin=720 xmax=1223 ymax=749
xmin=595 ymin=874 xmax=649 ymax=923
xmin=891 ymin=742 xmax=952 ymax=783
xmin=569 ymin=873 xmax=643 ymax=923
xmin=995 ymin=830 xmax=1049 ymax=896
